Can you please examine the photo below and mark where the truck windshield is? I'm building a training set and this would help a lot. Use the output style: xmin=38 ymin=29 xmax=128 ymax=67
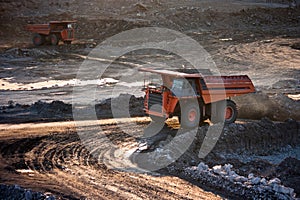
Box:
xmin=172 ymin=79 xmax=184 ymax=90
xmin=171 ymin=78 xmax=198 ymax=97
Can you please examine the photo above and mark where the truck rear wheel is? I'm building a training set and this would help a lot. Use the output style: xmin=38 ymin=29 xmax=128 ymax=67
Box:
xmin=211 ymin=100 xmax=237 ymax=124
xmin=224 ymin=99 xmax=237 ymax=124
xmin=50 ymin=34 xmax=59 ymax=45
xmin=181 ymin=102 xmax=201 ymax=129
xmin=32 ymin=34 xmax=45 ymax=46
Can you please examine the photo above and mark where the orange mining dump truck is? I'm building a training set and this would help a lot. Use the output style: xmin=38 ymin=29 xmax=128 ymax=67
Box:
xmin=139 ymin=68 xmax=255 ymax=128
xmin=25 ymin=21 xmax=76 ymax=46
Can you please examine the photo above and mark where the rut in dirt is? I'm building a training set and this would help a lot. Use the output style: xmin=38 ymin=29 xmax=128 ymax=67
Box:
xmin=0 ymin=118 xmax=299 ymax=198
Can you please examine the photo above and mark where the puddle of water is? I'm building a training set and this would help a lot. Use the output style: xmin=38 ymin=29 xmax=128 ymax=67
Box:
xmin=287 ymin=94 xmax=300 ymax=101
xmin=0 ymin=78 xmax=119 ymax=91
xmin=117 ymin=81 xmax=144 ymax=87
xmin=16 ymin=169 xmax=35 ymax=174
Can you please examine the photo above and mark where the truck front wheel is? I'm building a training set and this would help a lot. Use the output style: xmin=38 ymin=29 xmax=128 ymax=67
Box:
xmin=32 ymin=34 xmax=45 ymax=46
xmin=181 ymin=102 xmax=201 ymax=129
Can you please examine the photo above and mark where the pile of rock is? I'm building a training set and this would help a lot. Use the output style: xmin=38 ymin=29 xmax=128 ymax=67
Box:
xmin=0 ymin=184 xmax=55 ymax=200
xmin=95 ymin=93 xmax=144 ymax=119
xmin=0 ymin=94 xmax=144 ymax=123
xmin=185 ymin=162 xmax=296 ymax=199
xmin=2 ymin=48 xmax=59 ymax=58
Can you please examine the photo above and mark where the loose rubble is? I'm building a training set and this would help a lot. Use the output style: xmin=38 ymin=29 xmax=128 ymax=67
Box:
xmin=142 ymin=118 xmax=300 ymax=198
xmin=0 ymin=94 xmax=144 ymax=123
xmin=0 ymin=184 xmax=55 ymax=200
xmin=184 ymin=162 xmax=296 ymax=199
xmin=1 ymin=48 xmax=59 ymax=58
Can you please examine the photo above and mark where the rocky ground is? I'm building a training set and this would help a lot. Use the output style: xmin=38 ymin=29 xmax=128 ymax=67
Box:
xmin=0 ymin=0 xmax=299 ymax=199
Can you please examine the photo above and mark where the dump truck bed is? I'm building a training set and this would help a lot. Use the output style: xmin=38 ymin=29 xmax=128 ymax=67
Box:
xmin=25 ymin=21 xmax=76 ymax=35
xmin=25 ymin=24 xmax=50 ymax=35
xmin=138 ymin=67 xmax=255 ymax=103
xmin=200 ymin=75 xmax=255 ymax=103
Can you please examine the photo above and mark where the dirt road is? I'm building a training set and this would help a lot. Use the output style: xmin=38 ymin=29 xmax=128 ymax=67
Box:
xmin=0 ymin=119 xmax=224 ymax=199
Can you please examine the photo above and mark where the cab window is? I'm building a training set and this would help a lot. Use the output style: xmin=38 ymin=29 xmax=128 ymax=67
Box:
xmin=171 ymin=78 xmax=198 ymax=96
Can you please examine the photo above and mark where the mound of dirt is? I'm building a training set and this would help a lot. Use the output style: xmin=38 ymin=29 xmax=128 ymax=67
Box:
xmin=0 ymin=94 xmax=144 ymax=123
xmin=138 ymin=118 xmax=300 ymax=165
xmin=0 ymin=101 xmax=73 ymax=123
xmin=136 ymin=118 xmax=300 ymax=197
xmin=1 ymin=47 xmax=59 ymax=58
xmin=212 ymin=118 xmax=299 ymax=156
xmin=234 ymin=92 xmax=300 ymax=121
xmin=95 ymin=93 xmax=144 ymax=119
xmin=183 ymin=163 xmax=296 ymax=199
xmin=273 ymin=157 xmax=300 ymax=195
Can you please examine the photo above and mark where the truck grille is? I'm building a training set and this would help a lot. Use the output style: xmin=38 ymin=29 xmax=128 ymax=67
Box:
xmin=148 ymin=92 xmax=162 ymax=112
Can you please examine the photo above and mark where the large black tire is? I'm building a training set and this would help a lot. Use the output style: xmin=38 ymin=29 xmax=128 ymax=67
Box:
xmin=50 ymin=34 xmax=59 ymax=45
xmin=32 ymin=34 xmax=45 ymax=46
xmin=180 ymin=102 xmax=201 ymax=129
xmin=224 ymin=99 xmax=238 ymax=124
xmin=211 ymin=100 xmax=237 ymax=124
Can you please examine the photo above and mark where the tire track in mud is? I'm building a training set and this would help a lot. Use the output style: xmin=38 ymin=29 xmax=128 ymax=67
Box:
xmin=219 ymin=38 xmax=300 ymax=87
xmin=0 ymin=120 xmax=221 ymax=199
xmin=0 ymin=118 xmax=298 ymax=199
